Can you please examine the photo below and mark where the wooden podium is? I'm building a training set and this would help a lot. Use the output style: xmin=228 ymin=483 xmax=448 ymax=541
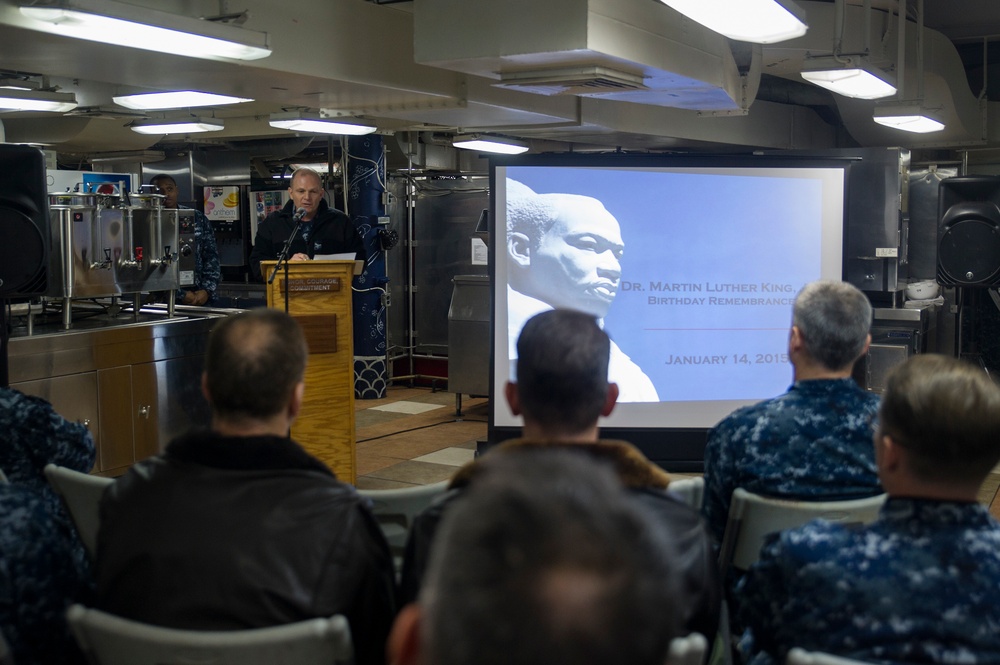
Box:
xmin=261 ymin=260 xmax=359 ymax=484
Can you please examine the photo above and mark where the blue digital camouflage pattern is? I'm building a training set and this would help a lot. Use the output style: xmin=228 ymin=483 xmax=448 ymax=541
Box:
xmin=738 ymin=498 xmax=1000 ymax=665
xmin=0 ymin=387 xmax=96 ymax=665
xmin=0 ymin=387 xmax=96 ymax=513
xmin=0 ymin=486 xmax=90 ymax=664
xmin=702 ymin=378 xmax=882 ymax=544
xmin=176 ymin=208 xmax=221 ymax=304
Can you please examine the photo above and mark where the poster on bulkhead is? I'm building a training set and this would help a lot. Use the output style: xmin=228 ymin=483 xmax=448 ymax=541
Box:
xmin=203 ymin=186 xmax=241 ymax=221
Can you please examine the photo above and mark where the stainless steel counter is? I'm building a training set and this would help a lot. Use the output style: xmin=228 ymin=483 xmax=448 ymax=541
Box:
xmin=9 ymin=303 xmax=237 ymax=476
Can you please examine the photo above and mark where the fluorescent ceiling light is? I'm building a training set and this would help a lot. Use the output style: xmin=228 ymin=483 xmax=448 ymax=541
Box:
xmin=89 ymin=150 xmax=166 ymax=164
xmin=268 ymin=112 xmax=377 ymax=136
xmin=0 ymin=78 xmax=41 ymax=91
xmin=129 ymin=117 xmax=225 ymax=135
xmin=113 ymin=90 xmax=252 ymax=110
xmin=801 ymin=57 xmax=896 ymax=99
xmin=0 ymin=87 xmax=77 ymax=112
xmin=657 ymin=0 xmax=808 ymax=44
xmin=452 ymin=134 xmax=529 ymax=155
xmin=873 ymin=104 xmax=945 ymax=133
xmin=19 ymin=0 xmax=271 ymax=61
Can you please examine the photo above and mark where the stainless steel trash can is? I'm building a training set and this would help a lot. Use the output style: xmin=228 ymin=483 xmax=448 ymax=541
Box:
xmin=448 ymin=274 xmax=490 ymax=414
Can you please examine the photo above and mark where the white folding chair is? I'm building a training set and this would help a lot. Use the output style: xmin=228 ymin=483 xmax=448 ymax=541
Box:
xmin=358 ymin=480 xmax=449 ymax=572
xmin=668 ymin=476 xmax=704 ymax=509
xmin=786 ymin=647 xmax=875 ymax=665
xmin=718 ymin=488 xmax=886 ymax=576
xmin=43 ymin=463 xmax=113 ymax=561
xmin=66 ymin=605 xmax=353 ymax=665
xmin=668 ymin=632 xmax=709 ymax=665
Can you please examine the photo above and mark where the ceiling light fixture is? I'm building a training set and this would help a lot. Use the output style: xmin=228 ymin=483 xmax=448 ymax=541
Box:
xmin=19 ymin=0 xmax=272 ymax=61
xmin=0 ymin=78 xmax=41 ymax=91
xmin=268 ymin=111 xmax=377 ymax=136
xmin=868 ymin=0 xmax=945 ymax=134
xmin=113 ymin=90 xmax=252 ymax=110
xmin=129 ymin=117 xmax=225 ymax=135
xmin=0 ymin=87 xmax=78 ymax=112
xmin=452 ymin=134 xmax=529 ymax=155
xmin=656 ymin=0 xmax=808 ymax=44
xmin=89 ymin=150 xmax=167 ymax=164
xmin=872 ymin=103 xmax=945 ymax=133
xmin=801 ymin=56 xmax=896 ymax=99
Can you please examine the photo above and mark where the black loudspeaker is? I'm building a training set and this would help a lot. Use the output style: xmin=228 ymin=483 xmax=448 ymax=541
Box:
xmin=937 ymin=175 xmax=1000 ymax=287
xmin=0 ymin=144 xmax=49 ymax=297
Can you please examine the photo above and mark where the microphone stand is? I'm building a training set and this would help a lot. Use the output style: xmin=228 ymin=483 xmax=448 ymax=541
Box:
xmin=268 ymin=216 xmax=304 ymax=314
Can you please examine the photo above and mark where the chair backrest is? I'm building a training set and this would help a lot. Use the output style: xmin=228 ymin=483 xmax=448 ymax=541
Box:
xmin=358 ymin=480 xmax=449 ymax=563
xmin=0 ymin=626 xmax=14 ymax=665
xmin=66 ymin=605 xmax=353 ymax=665
xmin=668 ymin=476 xmax=704 ymax=509
xmin=43 ymin=463 xmax=113 ymax=561
xmin=667 ymin=632 xmax=709 ymax=665
xmin=718 ymin=488 xmax=887 ymax=575
xmin=786 ymin=647 xmax=874 ymax=665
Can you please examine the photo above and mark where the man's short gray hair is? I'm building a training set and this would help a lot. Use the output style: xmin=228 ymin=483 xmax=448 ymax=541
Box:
xmin=792 ymin=280 xmax=872 ymax=370
xmin=290 ymin=167 xmax=323 ymax=187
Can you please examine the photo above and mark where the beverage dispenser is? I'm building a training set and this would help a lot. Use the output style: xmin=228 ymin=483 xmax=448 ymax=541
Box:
xmin=115 ymin=190 xmax=180 ymax=295
xmin=45 ymin=183 xmax=180 ymax=328
xmin=47 ymin=189 xmax=117 ymax=302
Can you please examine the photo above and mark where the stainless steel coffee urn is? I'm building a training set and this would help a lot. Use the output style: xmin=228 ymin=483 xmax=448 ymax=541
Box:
xmin=46 ymin=183 xmax=180 ymax=327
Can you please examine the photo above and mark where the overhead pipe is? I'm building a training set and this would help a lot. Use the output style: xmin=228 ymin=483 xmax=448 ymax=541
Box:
xmin=863 ymin=0 xmax=870 ymax=52
xmin=896 ymin=0 xmax=907 ymax=99
xmin=916 ymin=0 xmax=924 ymax=101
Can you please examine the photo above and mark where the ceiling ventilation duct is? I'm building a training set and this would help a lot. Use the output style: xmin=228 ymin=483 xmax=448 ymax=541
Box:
xmin=0 ymin=116 xmax=165 ymax=156
xmin=786 ymin=1 xmax=982 ymax=147
xmin=413 ymin=0 xmax=757 ymax=112
xmin=495 ymin=65 xmax=649 ymax=96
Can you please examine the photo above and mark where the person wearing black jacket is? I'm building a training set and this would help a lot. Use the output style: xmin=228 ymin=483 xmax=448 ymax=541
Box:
xmin=249 ymin=167 xmax=364 ymax=281
xmin=95 ymin=310 xmax=396 ymax=665
xmin=399 ymin=309 xmax=722 ymax=643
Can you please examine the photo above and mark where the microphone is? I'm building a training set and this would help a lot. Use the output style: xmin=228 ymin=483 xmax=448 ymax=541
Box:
xmin=292 ymin=207 xmax=307 ymax=222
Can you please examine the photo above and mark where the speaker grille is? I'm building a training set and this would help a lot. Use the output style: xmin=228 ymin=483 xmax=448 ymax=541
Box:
xmin=937 ymin=175 xmax=1000 ymax=288
xmin=0 ymin=145 xmax=49 ymax=297
xmin=937 ymin=218 xmax=1000 ymax=285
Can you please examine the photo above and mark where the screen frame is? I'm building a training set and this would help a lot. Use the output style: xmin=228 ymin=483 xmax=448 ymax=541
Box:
xmin=485 ymin=152 xmax=853 ymax=471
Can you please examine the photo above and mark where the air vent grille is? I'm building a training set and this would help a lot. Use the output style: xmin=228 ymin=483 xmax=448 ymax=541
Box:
xmin=495 ymin=66 xmax=648 ymax=96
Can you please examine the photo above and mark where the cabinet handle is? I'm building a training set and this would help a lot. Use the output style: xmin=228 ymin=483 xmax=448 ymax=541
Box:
xmin=138 ymin=405 xmax=151 ymax=419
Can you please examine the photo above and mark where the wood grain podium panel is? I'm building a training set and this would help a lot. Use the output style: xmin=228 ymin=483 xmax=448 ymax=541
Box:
xmin=262 ymin=260 xmax=356 ymax=483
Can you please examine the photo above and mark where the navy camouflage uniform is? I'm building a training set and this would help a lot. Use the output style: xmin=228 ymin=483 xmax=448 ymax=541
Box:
xmin=738 ymin=498 xmax=1000 ymax=665
xmin=176 ymin=208 xmax=221 ymax=305
xmin=702 ymin=378 xmax=882 ymax=545
xmin=0 ymin=387 xmax=96 ymax=665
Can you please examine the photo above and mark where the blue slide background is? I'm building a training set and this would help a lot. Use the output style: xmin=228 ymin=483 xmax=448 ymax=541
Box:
xmin=506 ymin=166 xmax=826 ymax=402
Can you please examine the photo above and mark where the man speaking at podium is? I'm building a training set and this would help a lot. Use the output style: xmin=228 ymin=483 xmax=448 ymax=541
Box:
xmin=250 ymin=167 xmax=365 ymax=282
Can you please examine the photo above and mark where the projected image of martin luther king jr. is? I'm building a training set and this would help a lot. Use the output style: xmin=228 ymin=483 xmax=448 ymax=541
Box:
xmin=506 ymin=178 xmax=658 ymax=402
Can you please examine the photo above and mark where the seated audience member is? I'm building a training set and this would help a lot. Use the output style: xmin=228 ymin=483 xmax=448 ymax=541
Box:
xmin=702 ymin=280 xmax=882 ymax=544
xmin=738 ymin=354 xmax=1000 ymax=665
xmin=0 ymin=388 xmax=96 ymax=665
xmin=400 ymin=308 xmax=721 ymax=640
xmin=390 ymin=449 xmax=684 ymax=665
xmin=95 ymin=309 xmax=395 ymax=665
